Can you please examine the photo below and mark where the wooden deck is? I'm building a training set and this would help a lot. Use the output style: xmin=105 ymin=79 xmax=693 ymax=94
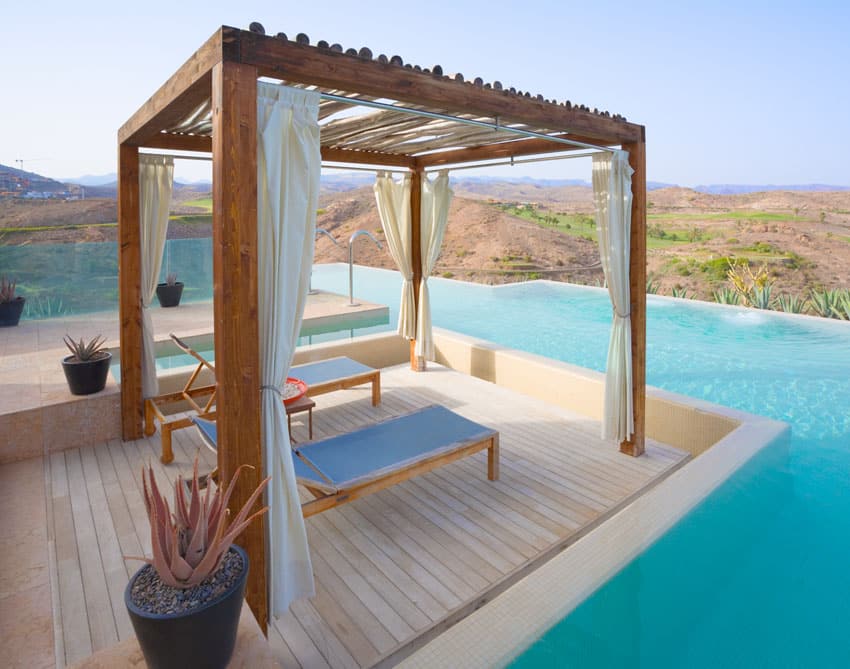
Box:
xmin=41 ymin=364 xmax=687 ymax=668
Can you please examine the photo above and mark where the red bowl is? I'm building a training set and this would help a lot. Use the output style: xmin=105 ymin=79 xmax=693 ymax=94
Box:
xmin=283 ymin=377 xmax=308 ymax=405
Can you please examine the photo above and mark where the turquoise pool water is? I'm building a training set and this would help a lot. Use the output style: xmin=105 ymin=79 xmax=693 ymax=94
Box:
xmin=310 ymin=264 xmax=850 ymax=667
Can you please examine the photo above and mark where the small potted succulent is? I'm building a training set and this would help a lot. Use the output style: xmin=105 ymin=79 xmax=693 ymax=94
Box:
xmin=0 ymin=276 xmax=25 ymax=327
xmin=156 ymin=272 xmax=184 ymax=308
xmin=62 ymin=334 xmax=112 ymax=395
xmin=125 ymin=458 xmax=269 ymax=669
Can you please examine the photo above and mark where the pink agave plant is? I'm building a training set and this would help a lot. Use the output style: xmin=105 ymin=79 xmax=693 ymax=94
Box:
xmin=138 ymin=458 xmax=270 ymax=588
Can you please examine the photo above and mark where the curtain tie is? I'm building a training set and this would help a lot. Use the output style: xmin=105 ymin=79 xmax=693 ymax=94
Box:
xmin=260 ymin=384 xmax=284 ymax=399
xmin=613 ymin=309 xmax=631 ymax=319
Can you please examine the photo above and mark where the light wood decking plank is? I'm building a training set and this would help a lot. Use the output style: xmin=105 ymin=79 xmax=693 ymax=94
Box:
xmin=65 ymin=449 xmax=118 ymax=652
xmin=305 ymin=562 xmax=385 ymax=664
xmin=311 ymin=513 xmax=433 ymax=632
xmin=335 ymin=504 xmax=462 ymax=614
xmin=322 ymin=506 xmax=449 ymax=621
xmin=272 ymin=609 xmax=329 ymax=669
xmin=308 ymin=522 xmax=419 ymax=642
xmin=290 ymin=598 xmax=361 ymax=669
xmin=79 ymin=446 xmax=133 ymax=641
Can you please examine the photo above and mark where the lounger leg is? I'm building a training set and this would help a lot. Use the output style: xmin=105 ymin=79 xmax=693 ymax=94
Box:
xmin=160 ymin=427 xmax=174 ymax=464
xmin=371 ymin=374 xmax=381 ymax=406
xmin=144 ymin=400 xmax=156 ymax=437
xmin=487 ymin=435 xmax=500 ymax=481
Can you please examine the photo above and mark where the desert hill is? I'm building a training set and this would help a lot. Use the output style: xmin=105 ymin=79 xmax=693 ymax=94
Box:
xmin=314 ymin=187 xmax=601 ymax=284
xmin=3 ymin=174 xmax=850 ymax=298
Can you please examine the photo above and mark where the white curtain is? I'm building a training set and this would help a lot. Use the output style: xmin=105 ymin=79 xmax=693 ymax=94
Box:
xmin=374 ymin=173 xmax=415 ymax=339
xmin=257 ymin=82 xmax=320 ymax=614
xmin=139 ymin=154 xmax=174 ymax=398
xmin=416 ymin=170 xmax=452 ymax=359
xmin=592 ymin=151 xmax=635 ymax=442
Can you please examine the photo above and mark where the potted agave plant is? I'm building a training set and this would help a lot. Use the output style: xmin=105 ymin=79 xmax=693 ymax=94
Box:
xmin=62 ymin=334 xmax=112 ymax=395
xmin=0 ymin=276 xmax=25 ymax=327
xmin=156 ymin=272 xmax=184 ymax=308
xmin=125 ymin=458 xmax=269 ymax=669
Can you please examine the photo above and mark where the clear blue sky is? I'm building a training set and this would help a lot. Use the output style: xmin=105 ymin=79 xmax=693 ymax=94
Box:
xmin=1 ymin=1 xmax=848 ymax=186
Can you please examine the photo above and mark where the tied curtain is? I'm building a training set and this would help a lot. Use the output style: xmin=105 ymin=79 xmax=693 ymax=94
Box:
xmin=257 ymin=82 xmax=320 ymax=614
xmin=139 ymin=154 xmax=174 ymax=398
xmin=374 ymin=172 xmax=415 ymax=339
xmin=592 ymin=151 xmax=635 ymax=442
xmin=416 ymin=171 xmax=452 ymax=360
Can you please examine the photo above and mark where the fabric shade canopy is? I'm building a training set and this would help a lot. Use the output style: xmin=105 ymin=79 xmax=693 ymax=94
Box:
xmin=374 ymin=172 xmax=415 ymax=339
xmin=139 ymin=154 xmax=174 ymax=398
xmin=257 ymin=82 xmax=320 ymax=614
xmin=592 ymin=150 xmax=635 ymax=442
xmin=416 ymin=171 xmax=452 ymax=360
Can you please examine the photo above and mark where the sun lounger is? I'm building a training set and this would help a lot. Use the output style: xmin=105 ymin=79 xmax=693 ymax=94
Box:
xmin=192 ymin=405 xmax=499 ymax=517
xmin=292 ymin=356 xmax=381 ymax=406
xmin=145 ymin=333 xmax=216 ymax=464
xmin=146 ymin=335 xmax=381 ymax=464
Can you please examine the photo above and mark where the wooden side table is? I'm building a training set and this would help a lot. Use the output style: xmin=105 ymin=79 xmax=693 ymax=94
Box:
xmin=286 ymin=394 xmax=315 ymax=442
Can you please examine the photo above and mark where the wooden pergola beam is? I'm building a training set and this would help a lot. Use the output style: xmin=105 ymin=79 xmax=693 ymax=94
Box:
xmin=118 ymin=29 xmax=227 ymax=146
xmin=144 ymin=133 xmax=212 ymax=153
xmin=232 ymin=28 xmax=642 ymax=145
xmin=414 ymin=133 xmax=609 ymax=169
xmin=211 ymin=60 xmax=267 ymax=629
xmin=321 ymin=146 xmax=414 ymax=168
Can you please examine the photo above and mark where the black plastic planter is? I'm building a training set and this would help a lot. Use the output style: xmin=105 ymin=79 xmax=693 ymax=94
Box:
xmin=125 ymin=545 xmax=248 ymax=669
xmin=156 ymin=282 xmax=184 ymax=308
xmin=0 ymin=297 xmax=25 ymax=327
xmin=61 ymin=352 xmax=112 ymax=395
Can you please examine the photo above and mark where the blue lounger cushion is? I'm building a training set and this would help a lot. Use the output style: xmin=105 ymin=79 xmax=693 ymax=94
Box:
xmin=192 ymin=405 xmax=497 ymax=495
xmin=291 ymin=357 xmax=375 ymax=387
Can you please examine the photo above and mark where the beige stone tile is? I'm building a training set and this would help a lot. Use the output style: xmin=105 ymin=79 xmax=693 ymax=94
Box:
xmin=0 ymin=583 xmax=55 ymax=669
xmin=0 ymin=455 xmax=46 ymax=511
xmin=0 ymin=380 xmax=41 ymax=412
xmin=41 ymin=395 xmax=121 ymax=454
xmin=0 ymin=524 xmax=49 ymax=599
xmin=0 ymin=351 xmax=40 ymax=373
xmin=0 ymin=409 xmax=43 ymax=463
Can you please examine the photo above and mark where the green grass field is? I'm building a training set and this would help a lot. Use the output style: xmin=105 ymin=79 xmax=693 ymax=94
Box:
xmin=499 ymin=204 xmax=698 ymax=249
xmin=648 ymin=210 xmax=808 ymax=223
xmin=181 ymin=197 xmax=213 ymax=212
xmin=169 ymin=214 xmax=212 ymax=225
xmin=0 ymin=222 xmax=117 ymax=233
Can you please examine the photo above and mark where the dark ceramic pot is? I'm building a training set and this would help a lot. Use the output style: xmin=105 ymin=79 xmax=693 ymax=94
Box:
xmin=0 ymin=297 xmax=25 ymax=326
xmin=156 ymin=282 xmax=184 ymax=308
xmin=61 ymin=352 xmax=112 ymax=395
xmin=125 ymin=545 xmax=247 ymax=669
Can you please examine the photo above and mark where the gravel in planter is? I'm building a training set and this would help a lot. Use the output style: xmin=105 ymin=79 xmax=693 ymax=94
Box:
xmin=129 ymin=548 xmax=244 ymax=615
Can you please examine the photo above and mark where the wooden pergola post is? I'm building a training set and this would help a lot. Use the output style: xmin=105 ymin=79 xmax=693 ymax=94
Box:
xmin=118 ymin=144 xmax=143 ymax=440
xmin=621 ymin=135 xmax=647 ymax=457
xmin=409 ymin=168 xmax=425 ymax=371
xmin=211 ymin=59 xmax=268 ymax=629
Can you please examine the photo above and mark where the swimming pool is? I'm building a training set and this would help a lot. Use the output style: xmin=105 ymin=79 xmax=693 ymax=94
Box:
xmin=311 ymin=263 xmax=850 ymax=667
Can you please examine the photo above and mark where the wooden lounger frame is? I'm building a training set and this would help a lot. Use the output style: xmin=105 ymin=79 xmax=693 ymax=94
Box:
xmin=299 ymin=427 xmax=499 ymax=518
xmin=144 ymin=334 xmax=216 ymax=464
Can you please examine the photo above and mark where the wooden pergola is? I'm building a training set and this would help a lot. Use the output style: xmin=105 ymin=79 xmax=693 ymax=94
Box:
xmin=117 ymin=24 xmax=647 ymax=630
